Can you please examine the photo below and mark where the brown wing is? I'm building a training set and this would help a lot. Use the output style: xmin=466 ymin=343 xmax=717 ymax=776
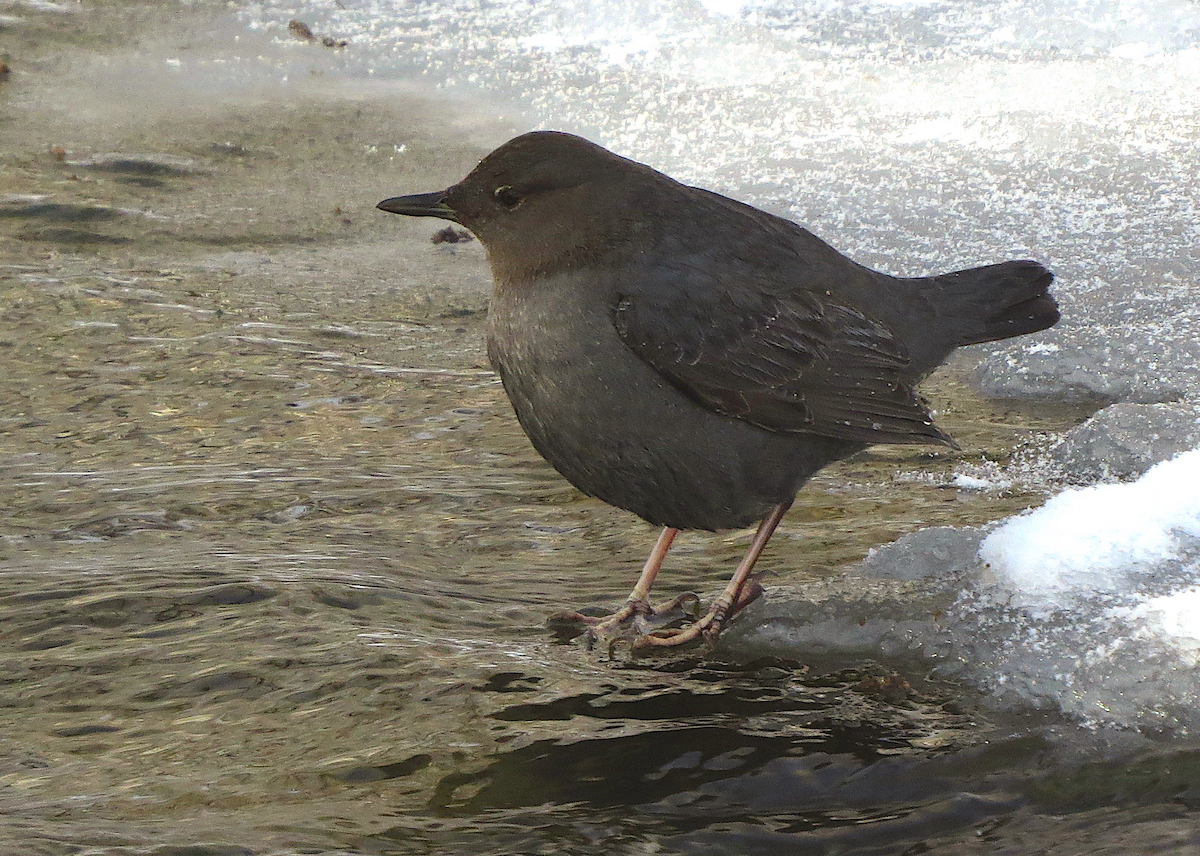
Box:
xmin=612 ymin=280 xmax=954 ymax=447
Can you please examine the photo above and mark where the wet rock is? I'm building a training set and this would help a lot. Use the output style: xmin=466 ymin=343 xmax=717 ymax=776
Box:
xmin=0 ymin=198 xmax=125 ymax=222
xmin=856 ymin=672 xmax=913 ymax=702
xmin=287 ymin=18 xmax=315 ymax=41
xmin=1049 ymin=401 xmax=1200 ymax=481
xmin=431 ymin=226 xmax=474 ymax=244
xmin=288 ymin=18 xmax=347 ymax=48
xmin=973 ymin=325 xmax=1200 ymax=404
xmin=69 ymin=152 xmax=204 ymax=176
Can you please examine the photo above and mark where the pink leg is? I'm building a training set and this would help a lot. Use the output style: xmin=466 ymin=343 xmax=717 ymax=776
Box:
xmin=549 ymin=527 xmax=696 ymax=642
xmin=635 ymin=499 xmax=793 ymax=650
xmin=625 ymin=526 xmax=679 ymax=604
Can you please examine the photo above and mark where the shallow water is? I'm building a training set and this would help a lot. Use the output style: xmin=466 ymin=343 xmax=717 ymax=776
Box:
xmin=1 ymin=1 xmax=1198 ymax=854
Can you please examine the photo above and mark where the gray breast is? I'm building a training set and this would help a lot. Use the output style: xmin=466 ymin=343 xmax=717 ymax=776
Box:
xmin=485 ymin=272 xmax=861 ymax=530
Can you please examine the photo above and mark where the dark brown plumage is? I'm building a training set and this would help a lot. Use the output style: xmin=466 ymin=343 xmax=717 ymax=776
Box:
xmin=378 ymin=131 xmax=1058 ymax=649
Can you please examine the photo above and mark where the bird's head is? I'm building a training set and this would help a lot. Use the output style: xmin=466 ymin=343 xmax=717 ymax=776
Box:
xmin=378 ymin=131 xmax=676 ymax=282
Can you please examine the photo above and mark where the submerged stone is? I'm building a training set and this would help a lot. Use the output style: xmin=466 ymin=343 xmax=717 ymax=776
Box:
xmin=70 ymin=152 xmax=204 ymax=176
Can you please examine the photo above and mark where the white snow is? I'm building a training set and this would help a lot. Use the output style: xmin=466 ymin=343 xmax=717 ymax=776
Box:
xmin=979 ymin=448 xmax=1200 ymax=614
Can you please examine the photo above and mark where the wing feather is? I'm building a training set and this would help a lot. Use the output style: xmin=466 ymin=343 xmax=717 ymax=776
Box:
xmin=613 ymin=280 xmax=953 ymax=447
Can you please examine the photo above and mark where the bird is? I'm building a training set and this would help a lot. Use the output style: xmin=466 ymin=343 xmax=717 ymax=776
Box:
xmin=377 ymin=130 xmax=1058 ymax=651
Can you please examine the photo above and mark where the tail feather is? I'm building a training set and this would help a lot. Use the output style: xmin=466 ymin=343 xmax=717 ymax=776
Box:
xmin=929 ymin=259 xmax=1058 ymax=347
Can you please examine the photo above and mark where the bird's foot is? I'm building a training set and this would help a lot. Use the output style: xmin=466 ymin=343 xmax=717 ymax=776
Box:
xmin=546 ymin=593 xmax=701 ymax=650
xmin=631 ymin=574 xmax=766 ymax=652
xmin=633 ymin=607 xmax=724 ymax=650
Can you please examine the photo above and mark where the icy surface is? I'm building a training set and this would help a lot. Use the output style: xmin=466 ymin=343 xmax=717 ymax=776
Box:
xmin=973 ymin=324 xmax=1200 ymax=402
xmin=242 ymin=0 xmax=1200 ymax=403
xmin=859 ymin=525 xmax=984 ymax=582
xmin=1049 ymin=401 xmax=1200 ymax=480
xmin=732 ymin=450 xmax=1200 ymax=732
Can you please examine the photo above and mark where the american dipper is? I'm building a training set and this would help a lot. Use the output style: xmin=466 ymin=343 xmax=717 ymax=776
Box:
xmin=378 ymin=131 xmax=1058 ymax=650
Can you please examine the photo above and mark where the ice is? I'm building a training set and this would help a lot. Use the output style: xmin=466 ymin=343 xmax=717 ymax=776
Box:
xmin=973 ymin=320 xmax=1200 ymax=404
xmin=950 ymin=471 xmax=1012 ymax=491
xmin=732 ymin=450 xmax=1200 ymax=732
xmin=1119 ymin=587 xmax=1200 ymax=663
xmin=1049 ymin=402 xmax=1200 ymax=481
xmin=697 ymin=0 xmax=750 ymax=16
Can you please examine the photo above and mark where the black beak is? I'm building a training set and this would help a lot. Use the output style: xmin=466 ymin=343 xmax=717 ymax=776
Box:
xmin=376 ymin=191 xmax=459 ymax=222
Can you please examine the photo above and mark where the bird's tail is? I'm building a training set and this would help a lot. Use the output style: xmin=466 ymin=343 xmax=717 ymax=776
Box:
xmin=925 ymin=259 xmax=1058 ymax=347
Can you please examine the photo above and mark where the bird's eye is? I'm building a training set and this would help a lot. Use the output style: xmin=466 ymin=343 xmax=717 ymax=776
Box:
xmin=493 ymin=185 xmax=522 ymax=209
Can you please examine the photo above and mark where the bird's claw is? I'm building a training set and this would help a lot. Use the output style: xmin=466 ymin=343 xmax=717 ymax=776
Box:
xmin=547 ymin=592 xmax=701 ymax=649
xmin=631 ymin=607 xmax=724 ymax=652
xmin=550 ymin=580 xmax=762 ymax=655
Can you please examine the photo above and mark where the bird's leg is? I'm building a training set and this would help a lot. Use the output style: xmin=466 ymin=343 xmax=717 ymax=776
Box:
xmin=547 ymin=527 xmax=697 ymax=642
xmin=618 ymin=525 xmax=680 ymax=615
xmin=635 ymin=499 xmax=793 ymax=650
